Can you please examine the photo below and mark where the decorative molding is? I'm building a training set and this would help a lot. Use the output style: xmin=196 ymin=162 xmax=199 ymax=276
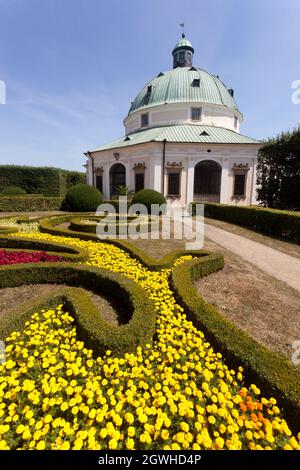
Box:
xmin=113 ymin=152 xmax=120 ymax=161
xmin=166 ymin=161 xmax=183 ymax=169
xmin=232 ymin=163 xmax=250 ymax=172
xmin=94 ymin=166 xmax=104 ymax=175
xmin=133 ymin=162 xmax=146 ymax=171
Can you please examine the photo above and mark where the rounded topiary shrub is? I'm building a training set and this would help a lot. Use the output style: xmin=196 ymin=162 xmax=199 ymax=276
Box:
xmin=2 ymin=186 xmax=27 ymax=196
xmin=131 ymin=189 xmax=166 ymax=213
xmin=64 ymin=184 xmax=103 ymax=212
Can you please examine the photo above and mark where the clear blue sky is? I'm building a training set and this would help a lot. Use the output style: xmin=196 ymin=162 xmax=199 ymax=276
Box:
xmin=0 ymin=0 xmax=299 ymax=171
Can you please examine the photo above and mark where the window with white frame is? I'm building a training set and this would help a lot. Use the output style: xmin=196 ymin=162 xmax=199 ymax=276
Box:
xmin=233 ymin=174 xmax=246 ymax=196
xmin=191 ymin=107 xmax=202 ymax=121
xmin=167 ymin=172 xmax=181 ymax=196
xmin=141 ymin=113 xmax=149 ymax=127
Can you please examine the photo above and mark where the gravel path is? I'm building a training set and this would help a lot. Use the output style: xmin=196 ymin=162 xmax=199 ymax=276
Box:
xmin=204 ymin=222 xmax=300 ymax=292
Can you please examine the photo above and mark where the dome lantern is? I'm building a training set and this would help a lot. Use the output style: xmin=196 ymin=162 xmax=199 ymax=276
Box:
xmin=172 ymin=33 xmax=194 ymax=68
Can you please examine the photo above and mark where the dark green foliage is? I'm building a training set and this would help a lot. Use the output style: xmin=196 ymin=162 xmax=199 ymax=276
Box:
xmin=131 ymin=189 xmax=166 ymax=213
xmin=104 ymin=199 xmax=131 ymax=212
xmin=257 ymin=126 xmax=300 ymax=210
xmin=191 ymin=202 xmax=300 ymax=244
xmin=0 ymin=196 xmax=63 ymax=212
xmin=64 ymin=171 xmax=86 ymax=190
xmin=0 ymin=263 xmax=155 ymax=356
xmin=0 ymin=165 xmax=85 ymax=197
xmin=112 ymin=186 xmax=134 ymax=199
xmin=171 ymin=255 xmax=300 ymax=432
xmin=64 ymin=184 xmax=103 ymax=212
xmin=2 ymin=186 xmax=27 ymax=195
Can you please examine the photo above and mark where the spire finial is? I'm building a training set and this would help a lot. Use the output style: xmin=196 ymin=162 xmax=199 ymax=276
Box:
xmin=179 ymin=22 xmax=185 ymax=37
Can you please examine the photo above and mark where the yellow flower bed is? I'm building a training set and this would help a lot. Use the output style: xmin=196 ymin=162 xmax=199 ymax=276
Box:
xmin=0 ymin=232 xmax=299 ymax=450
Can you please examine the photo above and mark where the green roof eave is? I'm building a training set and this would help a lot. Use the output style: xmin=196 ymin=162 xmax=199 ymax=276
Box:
xmin=88 ymin=124 xmax=261 ymax=153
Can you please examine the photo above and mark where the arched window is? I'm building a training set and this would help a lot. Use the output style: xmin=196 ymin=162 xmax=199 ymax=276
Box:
xmin=193 ymin=160 xmax=222 ymax=202
xmin=109 ymin=163 xmax=126 ymax=197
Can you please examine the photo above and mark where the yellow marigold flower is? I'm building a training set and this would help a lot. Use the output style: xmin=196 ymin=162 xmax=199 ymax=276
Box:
xmin=124 ymin=412 xmax=134 ymax=424
xmin=36 ymin=441 xmax=46 ymax=450
xmin=180 ymin=422 xmax=189 ymax=433
xmin=161 ymin=429 xmax=169 ymax=440
xmin=126 ymin=438 xmax=135 ymax=450
xmin=16 ymin=424 xmax=25 ymax=435
xmin=127 ymin=427 xmax=135 ymax=438
xmin=215 ymin=437 xmax=224 ymax=449
xmin=171 ymin=443 xmax=181 ymax=450
xmin=108 ymin=438 xmax=118 ymax=450
xmin=99 ymin=429 xmax=107 ymax=439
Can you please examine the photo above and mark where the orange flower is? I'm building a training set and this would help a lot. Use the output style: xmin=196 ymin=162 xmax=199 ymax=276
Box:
xmin=247 ymin=401 xmax=255 ymax=411
xmin=239 ymin=403 xmax=247 ymax=412
xmin=251 ymin=413 xmax=258 ymax=422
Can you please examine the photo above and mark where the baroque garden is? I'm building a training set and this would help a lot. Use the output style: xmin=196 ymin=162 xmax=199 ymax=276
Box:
xmin=0 ymin=33 xmax=300 ymax=452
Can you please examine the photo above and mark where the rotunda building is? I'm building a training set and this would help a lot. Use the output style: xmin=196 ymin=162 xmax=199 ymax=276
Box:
xmin=85 ymin=35 xmax=261 ymax=206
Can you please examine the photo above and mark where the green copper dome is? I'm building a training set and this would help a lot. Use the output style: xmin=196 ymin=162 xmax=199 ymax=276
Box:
xmin=173 ymin=35 xmax=194 ymax=51
xmin=128 ymin=67 xmax=239 ymax=115
xmin=174 ymin=34 xmax=194 ymax=50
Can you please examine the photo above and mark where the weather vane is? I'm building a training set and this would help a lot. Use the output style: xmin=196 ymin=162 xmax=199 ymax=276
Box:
xmin=179 ymin=22 xmax=185 ymax=37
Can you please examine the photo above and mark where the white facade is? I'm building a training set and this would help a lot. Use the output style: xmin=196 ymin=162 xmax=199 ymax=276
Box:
xmin=124 ymin=102 xmax=242 ymax=135
xmin=86 ymin=140 xmax=260 ymax=206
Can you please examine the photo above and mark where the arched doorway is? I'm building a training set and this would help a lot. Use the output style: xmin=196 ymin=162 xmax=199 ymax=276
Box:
xmin=109 ymin=163 xmax=126 ymax=197
xmin=193 ymin=160 xmax=221 ymax=202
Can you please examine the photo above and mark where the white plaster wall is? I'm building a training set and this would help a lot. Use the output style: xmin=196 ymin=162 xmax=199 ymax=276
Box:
xmin=124 ymin=102 xmax=242 ymax=134
xmin=88 ymin=141 xmax=260 ymax=206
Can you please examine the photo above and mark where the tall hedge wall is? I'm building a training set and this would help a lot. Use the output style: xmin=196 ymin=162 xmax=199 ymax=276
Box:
xmin=0 ymin=165 xmax=85 ymax=197
xmin=191 ymin=202 xmax=300 ymax=244
xmin=0 ymin=196 xmax=63 ymax=212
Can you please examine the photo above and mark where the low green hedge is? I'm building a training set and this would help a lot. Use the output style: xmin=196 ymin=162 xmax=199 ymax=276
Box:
xmin=0 ymin=226 xmax=18 ymax=235
xmin=0 ymin=196 xmax=63 ymax=212
xmin=69 ymin=216 xmax=157 ymax=236
xmin=0 ymin=263 xmax=155 ymax=356
xmin=39 ymin=214 xmax=208 ymax=270
xmin=191 ymin=202 xmax=300 ymax=244
xmin=171 ymin=256 xmax=300 ymax=432
xmin=0 ymin=235 xmax=89 ymax=262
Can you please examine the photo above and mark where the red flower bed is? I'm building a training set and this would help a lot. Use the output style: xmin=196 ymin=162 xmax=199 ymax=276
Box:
xmin=0 ymin=250 xmax=65 ymax=265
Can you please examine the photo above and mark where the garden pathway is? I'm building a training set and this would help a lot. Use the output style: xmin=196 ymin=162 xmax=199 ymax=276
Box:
xmin=174 ymin=213 xmax=300 ymax=292
xmin=204 ymin=222 xmax=300 ymax=292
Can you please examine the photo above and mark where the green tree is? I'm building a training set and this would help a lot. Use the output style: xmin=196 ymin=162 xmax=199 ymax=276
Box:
xmin=257 ymin=126 xmax=300 ymax=210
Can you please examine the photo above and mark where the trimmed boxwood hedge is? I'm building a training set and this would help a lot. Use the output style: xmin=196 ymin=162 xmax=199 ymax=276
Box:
xmin=69 ymin=216 xmax=157 ymax=236
xmin=0 ymin=196 xmax=63 ymax=212
xmin=39 ymin=214 xmax=209 ymax=270
xmin=63 ymin=184 xmax=103 ymax=212
xmin=0 ymin=226 xmax=18 ymax=235
xmin=0 ymin=235 xmax=89 ymax=262
xmin=131 ymin=189 xmax=166 ymax=213
xmin=171 ymin=256 xmax=300 ymax=432
xmin=2 ymin=186 xmax=27 ymax=195
xmin=0 ymin=263 xmax=155 ymax=356
xmin=191 ymin=202 xmax=300 ymax=244
xmin=0 ymin=165 xmax=85 ymax=196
